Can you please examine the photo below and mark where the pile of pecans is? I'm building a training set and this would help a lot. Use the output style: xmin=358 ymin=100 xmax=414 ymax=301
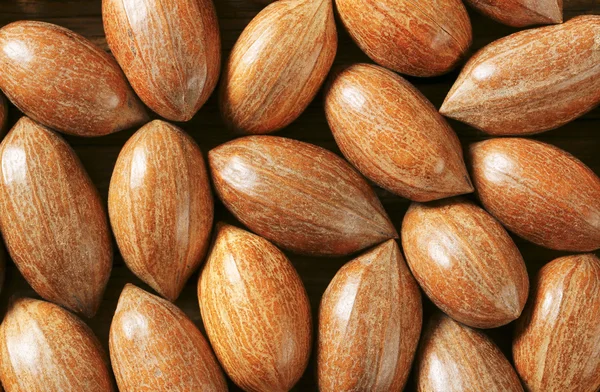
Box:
xmin=0 ymin=0 xmax=597 ymax=391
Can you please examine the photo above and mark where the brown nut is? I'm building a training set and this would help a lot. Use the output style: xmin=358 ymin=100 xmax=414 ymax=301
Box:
xmin=469 ymin=138 xmax=600 ymax=252
xmin=0 ymin=117 xmax=112 ymax=317
xmin=335 ymin=0 xmax=471 ymax=77
xmin=109 ymin=284 xmax=227 ymax=392
xmin=325 ymin=63 xmax=473 ymax=202
xmin=464 ymin=0 xmax=562 ymax=27
xmin=103 ymin=0 xmax=220 ymax=121
xmin=441 ymin=16 xmax=600 ymax=135
xmin=402 ymin=197 xmax=529 ymax=328
xmin=415 ymin=312 xmax=523 ymax=392
xmin=198 ymin=223 xmax=312 ymax=391
xmin=0 ymin=298 xmax=114 ymax=392
xmin=513 ymin=254 xmax=600 ymax=392
xmin=317 ymin=240 xmax=422 ymax=391
xmin=0 ymin=21 xmax=148 ymax=137
xmin=108 ymin=120 xmax=213 ymax=302
xmin=209 ymin=135 xmax=397 ymax=256
xmin=220 ymin=0 xmax=337 ymax=134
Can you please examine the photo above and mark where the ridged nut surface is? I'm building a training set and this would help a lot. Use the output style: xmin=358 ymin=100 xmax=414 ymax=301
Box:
xmin=513 ymin=254 xmax=600 ymax=392
xmin=0 ymin=117 xmax=112 ymax=317
xmin=464 ymin=0 xmax=562 ymax=27
xmin=325 ymin=63 xmax=473 ymax=202
xmin=219 ymin=0 xmax=337 ymax=134
xmin=198 ymin=224 xmax=312 ymax=392
xmin=109 ymin=120 xmax=213 ymax=302
xmin=209 ymin=135 xmax=397 ymax=256
xmin=335 ymin=0 xmax=471 ymax=76
xmin=415 ymin=312 xmax=523 ymax=392
xmin=103 ymin=0 xmax=221 ymax=121
xmin=0 ymin=298 xmax=114 ymax=392
xmin=318 ymin=240 xmax=422 ymax=392
xmin=402 ymin=197 xmax=529 ymax=328
xmin=441 ymin=16 xmax=600 ymax=135
xmin=469 ymin=138 xmax=600 ymax=252
xmin=109 ymin=284 xmax=227 ymax=392
xmin=0 ymin=21 xmax=148 ymax=137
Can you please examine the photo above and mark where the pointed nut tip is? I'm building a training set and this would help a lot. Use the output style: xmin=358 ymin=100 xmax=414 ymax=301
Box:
xmin=439 ymin=100 xmax=454 ymax=117
xmin=157 ymin=287 xmax=181 ymax=303
xmin=80 ymin=304 xmax=99 ymax=319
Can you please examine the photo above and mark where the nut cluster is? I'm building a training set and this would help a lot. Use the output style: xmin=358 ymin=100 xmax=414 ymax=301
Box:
xmin=0 ymin=0 xmax=597 ymax=391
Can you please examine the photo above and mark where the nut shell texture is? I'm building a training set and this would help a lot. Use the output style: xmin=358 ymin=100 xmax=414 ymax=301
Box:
xmin=416 ymin=312 xmax=523 ymax=392
xmin=219 ymin=0 xmax=337 ymax=134
xmin=469 ymin=138 xmax=600 ymax=252
xmin=0 ymin=117 xmax=112 ymax=317
xmin=513 ymin=254 xmax=600 ymax=392
xmin=325 ymin=63 xmax=473 ymax=202
xmin=335 ymin=0 xmax=472 ymax=76
xmin=318 ymin=240 xmax=422 ymax=392
xmin=103 ymin=0 xmax=221 ymax=121
xmin=109 ymin=120 xmax=213 ymax=302
xmin=209 ymin=135 xmax=397 ymax=256
xmin=198 ymin=224 xmax=312 ymax=392
xmin=441 ymin=16 xmax=600 ymax=135
xmin=402 ymin=197 xmax=529 ymax=328
xmin=464 ymin=0 xmax=562 ymax=27
xmin=0 ymin=21 xmax=147 ymax=136
xmin=0 ymin=298 xmax=113 ymax=392
xmin=109 ymin=284 xmax=227 ymax=392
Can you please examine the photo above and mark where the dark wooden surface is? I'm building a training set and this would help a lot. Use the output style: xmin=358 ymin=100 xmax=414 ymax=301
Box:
xmin=0 ymin=1 xmax=599 ymax=390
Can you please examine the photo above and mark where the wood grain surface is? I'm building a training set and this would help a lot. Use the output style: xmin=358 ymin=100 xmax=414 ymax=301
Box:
xmin=0 ymin=0 xmax=598 ymax=390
